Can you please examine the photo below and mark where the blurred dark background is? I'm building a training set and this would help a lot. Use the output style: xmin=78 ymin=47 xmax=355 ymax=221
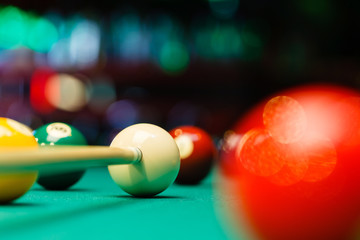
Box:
xmin=0 ymin=0 xmax=359 ymax=145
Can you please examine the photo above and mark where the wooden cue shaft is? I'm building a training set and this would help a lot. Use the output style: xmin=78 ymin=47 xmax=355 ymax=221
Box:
xmin=0 ymin=146 xmax=142 ymax=175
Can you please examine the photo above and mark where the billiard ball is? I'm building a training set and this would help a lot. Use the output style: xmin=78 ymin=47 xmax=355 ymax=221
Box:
xmin=220 ymin=85 xmax=360 ymax=240
xmin=169 ymin=126 xmax=217 ymax=184
xmin=33 ymin=122 xmax=87 ymax=190
xmin=0 ymin=118 xmax=38 ymax=203
xmin=108 ymin=124 xmax=180 ymax=196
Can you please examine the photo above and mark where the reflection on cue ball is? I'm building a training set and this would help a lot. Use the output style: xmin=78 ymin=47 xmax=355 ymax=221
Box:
xmin=33 ymin=122 xmax=87 ymax=190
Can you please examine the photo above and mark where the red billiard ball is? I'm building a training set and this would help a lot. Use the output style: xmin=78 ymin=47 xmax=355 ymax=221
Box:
xmin=220 ymin=85 xmax=360 ymax=240
xmin=169 ymin=126 xmax=217 ymax=184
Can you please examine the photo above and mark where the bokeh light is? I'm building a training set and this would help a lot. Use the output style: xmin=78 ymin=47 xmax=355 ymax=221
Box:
xmin=106 ymin=100 xmax=139 ymax=129
xmin=30 ymin=68 xmax=56 ymax=114
xmin=45 ymin=74 xmax=88 ymax=112
xmin=0 ymin=6 xmax=58 ymax=52
xmin=208 ymin=0 xmax=239 ymax=19
xmin=48 ymin=39 xmax=71 ymax=69
xmin=263 ymin=96 xmax=307 ymax=144
xmin=6 ymin=101 xmax=34 ymax=127
xmin=236 ymin=128 xmax=285 ymax=177
xmin=211 ymin=25 xmax=242 ymax=59
xmin=87 ymin=77 xmax=116 ymax=114
xmin=0 ymin=6 xmax=27 ymax=49
xmin=240 ymin=22 xmax=264 ymax=61
xmin=112 ymin=11 xmax=150 ymax=63
xmin=146 ymin=14 xmax=185 ymax=64
xmin=159 ymin=40 xmax=189 ymax=74
xmin=69 ymin=19 xmax=100 ymax=68
xmin=193 ymin=22 xmax=243 ymax=60
xmin=26 ymin=14 xmax=58 ymax=52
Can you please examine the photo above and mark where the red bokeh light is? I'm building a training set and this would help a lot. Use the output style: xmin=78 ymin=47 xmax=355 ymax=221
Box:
xmin=30 ymin=68 xmax=56 ymax=114
xmin=236 ymin=128 xmax=284 ymax=177
xmin=263 ymin=96 xmax=307 ymax=144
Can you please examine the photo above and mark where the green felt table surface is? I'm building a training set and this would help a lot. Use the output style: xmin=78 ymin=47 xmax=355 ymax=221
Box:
xmin=0 ymin=168 xmax=235 ymax=240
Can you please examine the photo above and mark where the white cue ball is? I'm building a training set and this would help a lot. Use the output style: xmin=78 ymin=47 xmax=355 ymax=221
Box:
xmin=108 ymin=123 xmax=180 ymax=197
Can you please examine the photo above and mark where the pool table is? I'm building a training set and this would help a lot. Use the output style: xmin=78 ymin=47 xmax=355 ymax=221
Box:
xmin=0 ymin=168 xmax=233 ymax=240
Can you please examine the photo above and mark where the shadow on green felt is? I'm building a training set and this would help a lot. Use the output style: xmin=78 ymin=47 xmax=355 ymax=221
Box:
xmin=0 ymin=195 xmax=138 ymax=234
xmin=113 ymin=195 xmax=187 ymax=199
xmin=31 ymin=188 xmax=92 ymax=192
xmin=0 ymin=202 xmax=43 ymax=207
xmin=175 ymin=182 xmax=214 ymax=189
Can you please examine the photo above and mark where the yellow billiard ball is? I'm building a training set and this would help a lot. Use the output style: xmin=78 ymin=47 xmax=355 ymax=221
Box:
xmin=0 ymin=118 xmax=38 ymax=203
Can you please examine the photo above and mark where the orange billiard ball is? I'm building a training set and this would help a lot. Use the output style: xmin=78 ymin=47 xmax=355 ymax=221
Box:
xmin=169 ymin=126 xmax=217 ymax=185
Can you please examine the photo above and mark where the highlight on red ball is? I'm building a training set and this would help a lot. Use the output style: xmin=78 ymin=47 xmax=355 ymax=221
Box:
xmin=217 ymin=85 xmax=360 ymax=240
xmin=169 ymin=126 xmax=217 ymax=185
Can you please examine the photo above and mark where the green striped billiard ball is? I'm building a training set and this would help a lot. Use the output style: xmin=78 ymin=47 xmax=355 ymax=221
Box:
xmin=33 ymin=122 xmax=87 ymax=190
